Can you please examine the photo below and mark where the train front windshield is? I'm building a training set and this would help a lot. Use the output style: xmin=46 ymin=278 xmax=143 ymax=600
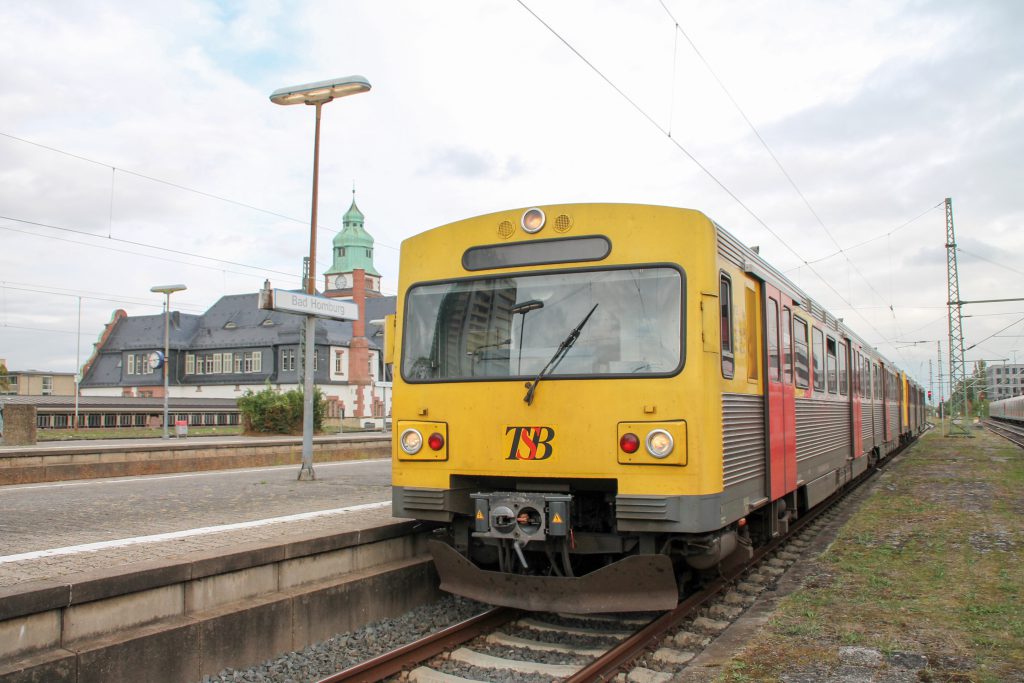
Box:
xmin=401 ymin=267 xmax=684 ymax=382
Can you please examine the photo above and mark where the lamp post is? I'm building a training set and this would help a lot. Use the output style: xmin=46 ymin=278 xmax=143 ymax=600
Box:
xmin=150 ymin=284 xmax=187 ymax=439
xmin=271 ymin=75 xmax=371 ymax=481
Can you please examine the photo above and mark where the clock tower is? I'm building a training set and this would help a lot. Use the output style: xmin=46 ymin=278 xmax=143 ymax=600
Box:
xmin=324 ymin=190 xmax=382 ymax=297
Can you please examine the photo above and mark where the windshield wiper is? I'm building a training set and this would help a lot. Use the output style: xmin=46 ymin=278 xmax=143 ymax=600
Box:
xmin=523 ymin=303 xmax=598 ymax=405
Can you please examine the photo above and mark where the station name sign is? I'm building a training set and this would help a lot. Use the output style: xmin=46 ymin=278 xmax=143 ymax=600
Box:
xmin=261 ymin=289 xmax=358 ymax=321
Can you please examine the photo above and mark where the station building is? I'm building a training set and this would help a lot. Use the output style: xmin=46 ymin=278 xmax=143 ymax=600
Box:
xmin=79 ymin=196 xmax=395 ymax=422
xmin=986 ymin=363 xmax=1024 ymax=400
xmin=0 ymin=359 xmax=76 ymax=397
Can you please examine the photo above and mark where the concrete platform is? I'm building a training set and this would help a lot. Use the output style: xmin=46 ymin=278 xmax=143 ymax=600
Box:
xmin=0 ymin=458 xmax=446 ymax=682
xmin=0 ymin=432 xmax=391 ymax=485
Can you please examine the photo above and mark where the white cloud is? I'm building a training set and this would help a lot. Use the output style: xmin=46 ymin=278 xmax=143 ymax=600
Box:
xmin=0 ymin=0 xmax=1021 ymax=387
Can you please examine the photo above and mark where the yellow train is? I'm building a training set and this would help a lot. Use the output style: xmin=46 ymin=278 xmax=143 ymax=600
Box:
xmin=384 ymin=204 xmax=925 ymax=612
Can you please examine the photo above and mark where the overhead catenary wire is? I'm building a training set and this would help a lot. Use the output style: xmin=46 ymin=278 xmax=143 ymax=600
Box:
xmin=516 ymin=0 xmax=913 ymax=369
xmin=0 ymin=282 xmax=205 ymax=312
xmin=655 ymin=0 xmax=936 ymax=338
xmin=0 ymin=130 xmax=402 ymax=254
xmin=0 ymin=222 xmax=305 ymax=286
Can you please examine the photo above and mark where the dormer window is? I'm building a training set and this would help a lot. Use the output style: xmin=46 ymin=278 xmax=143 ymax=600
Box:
xmin=261 ymin=318 xmax=275 ymax=327
xmin=224 ymin=321 xmax=237 ymax=329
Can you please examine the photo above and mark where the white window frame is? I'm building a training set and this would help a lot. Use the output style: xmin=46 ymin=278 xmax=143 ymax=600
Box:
xmin=185 ymin=354 xmax=195 ymax=375
xmin=213 ymin=354 xmax=222 ymax=374
xmin=127 ymin=354 xmax=135 ymax=375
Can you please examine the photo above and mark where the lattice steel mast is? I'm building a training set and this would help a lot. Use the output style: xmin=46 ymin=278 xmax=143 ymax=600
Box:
xmin=944 ymin=198 xmax=969 ymax=435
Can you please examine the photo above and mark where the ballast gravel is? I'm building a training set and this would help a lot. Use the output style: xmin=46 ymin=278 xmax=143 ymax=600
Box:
xmin=198 ymin=595 xmax=487 ymax=683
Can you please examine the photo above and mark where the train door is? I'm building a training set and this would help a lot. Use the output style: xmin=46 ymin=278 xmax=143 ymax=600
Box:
xmin=849 ymin=341 xmax=863 ymax=457
xmin=765 ymin=284 xmax=797 ymax=498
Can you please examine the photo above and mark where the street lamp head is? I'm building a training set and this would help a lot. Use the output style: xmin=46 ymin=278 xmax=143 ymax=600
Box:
xmin=151 ymin=284 xmax=187 ymax=295
xmin=270 ymin=76 xmax=371 ymax=106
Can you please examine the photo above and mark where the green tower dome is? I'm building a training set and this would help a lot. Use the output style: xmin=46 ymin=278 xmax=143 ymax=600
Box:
xmin=328 ymin=192 xmax=380 ymax=277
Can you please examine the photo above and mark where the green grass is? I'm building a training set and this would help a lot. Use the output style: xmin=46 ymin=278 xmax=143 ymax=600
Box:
xmin=37 ymin=425 xmax=244 ymax=441
xmin=721 ymin=430 xmax=1024 ymax=682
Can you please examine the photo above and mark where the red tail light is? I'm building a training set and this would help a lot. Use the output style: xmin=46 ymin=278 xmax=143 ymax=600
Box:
xmin=428 ymin=432 xmax=445 ymax=451
xmin=619 ymin=433 xmax=640 ymax=453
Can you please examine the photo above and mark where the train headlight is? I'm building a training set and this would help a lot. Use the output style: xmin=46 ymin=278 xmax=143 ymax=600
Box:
xmin=645 ymin=429 xmax=674 ymax=458
xmin=619 ymin=432 xmax=640 ymax=453
xmin=521 ymin=207 xmax=546 ymax=233
xmin=400 ymin=429 xmax=423 ymax=454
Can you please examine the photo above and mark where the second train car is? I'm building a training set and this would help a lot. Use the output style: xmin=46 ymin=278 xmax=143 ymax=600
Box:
xmin=385 ymin=204 xmax=925 ymax=612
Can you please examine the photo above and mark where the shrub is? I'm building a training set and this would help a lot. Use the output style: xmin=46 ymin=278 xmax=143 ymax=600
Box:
xmin=238 ymin=384 xmax=326 ymax=434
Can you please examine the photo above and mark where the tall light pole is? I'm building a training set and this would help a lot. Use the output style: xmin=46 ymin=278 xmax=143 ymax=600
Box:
xmin=271 ymin=75 xmax=371 ymax=481
xmin=151 ymin=284 xmax=187 ymax=439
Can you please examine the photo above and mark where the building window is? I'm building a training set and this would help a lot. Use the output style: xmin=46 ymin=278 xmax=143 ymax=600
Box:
xmin=719 ymin=274 xmax=734 ymax=378
xmin=282 ymin=349 xmax=295 ymax=372
xmin=222 ymin=353 xmax=232 ymax=372
xmin=213 ymin=354 xmax=222 ymax=374
xmin=204 ymin=356 xmax=213 ymax=374
xmin=335 ymin=350 xmax=345 ymax=373
xmin=234 ymin=353 xmax=242 ymax=373
xmin=244 ymin=352 xmax=254 ymax=373
xmin=185 ymin=354 xmax=195 ymax=375
xmin=127 ymin=354 xmax=135 ymax=375
xmin=41 ymin=376 xmax=53 ymax=395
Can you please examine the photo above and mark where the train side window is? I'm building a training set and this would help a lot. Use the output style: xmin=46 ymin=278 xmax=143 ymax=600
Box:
xmin=838 ymin=342 xmax=848 ymax=396
xmin=720 ymin=273 xmax=734 ymax=378
xmin=812 ymin=327 xmax=825 ymax=393
xmin=783 ymin=306 xmax=793 ymax=385
xmin=767 ymin=297 xmax=780 ymax=382
xmin=745 ymin=286 xmax=759 ymax=381
xmin=826 ymin=336 xmax=838 ymax=394
xmin=793 ymin=317 xmax=809 ymax=388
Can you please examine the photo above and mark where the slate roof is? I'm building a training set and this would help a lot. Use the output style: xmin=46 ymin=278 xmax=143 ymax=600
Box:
xmin=80 ymin=292 xmax=397 ymax=388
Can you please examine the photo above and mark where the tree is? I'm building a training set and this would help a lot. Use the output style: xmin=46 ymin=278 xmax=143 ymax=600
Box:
xmin=238 ymin=384 xmax=326 ymax=434
xmin=0 ymin=361 xmax=9 ymax=393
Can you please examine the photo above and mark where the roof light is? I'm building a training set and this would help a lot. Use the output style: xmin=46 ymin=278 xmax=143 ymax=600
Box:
xmin=521 ymin=208 xmax=546 ymax=234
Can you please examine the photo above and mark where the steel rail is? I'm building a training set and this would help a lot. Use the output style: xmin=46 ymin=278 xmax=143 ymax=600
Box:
xmin=566 ymin=437 xmax=910 ymax=682
xmin=314 ymin=606 xmax=519 ymax=683
xmin=315 ymin=432 xmax=919 ymax=683
xmin=983 ymin=419 xmax=1024 ymax=448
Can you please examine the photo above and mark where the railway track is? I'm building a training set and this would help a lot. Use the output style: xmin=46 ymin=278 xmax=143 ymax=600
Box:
xmin=316 ymin=441 xmax=911 ymax=683
xmin=982 ymin=419 xmax=1024 ymax=448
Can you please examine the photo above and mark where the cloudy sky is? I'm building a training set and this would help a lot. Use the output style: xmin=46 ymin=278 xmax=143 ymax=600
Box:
xmin=1 ymin=0 xmax=1021 ymax=396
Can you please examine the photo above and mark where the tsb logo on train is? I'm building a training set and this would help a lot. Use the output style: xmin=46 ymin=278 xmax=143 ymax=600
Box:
xmin=505 ymin=426 xmax=555 ymax=460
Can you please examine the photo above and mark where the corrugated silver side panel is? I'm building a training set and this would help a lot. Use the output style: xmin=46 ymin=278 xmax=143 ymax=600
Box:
xmin=723 ymin=393 xmax=765 ymax=488
xmin=810 ymin=300 xmax=826 ymax=322
xmin=861 ymin=402 xmax=872 ymax=445
xmin=888 ymin=403 xmax=899 ymax=435
xmin=873 ymin=402 xmax=884 ymax=439
xmin=795 ymin=398 xmax=850 ymax=462
xmin=716 ymin=227 xmax=748 ymax=268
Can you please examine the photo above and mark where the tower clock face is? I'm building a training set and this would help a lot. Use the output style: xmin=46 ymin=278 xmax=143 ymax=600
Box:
xmin=333 ymin=274 xmax=349 ymax=289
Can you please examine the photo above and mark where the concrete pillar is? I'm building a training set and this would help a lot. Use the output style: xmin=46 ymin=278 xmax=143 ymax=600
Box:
xmin=2 ymin=404 xmax=37 ymax=445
